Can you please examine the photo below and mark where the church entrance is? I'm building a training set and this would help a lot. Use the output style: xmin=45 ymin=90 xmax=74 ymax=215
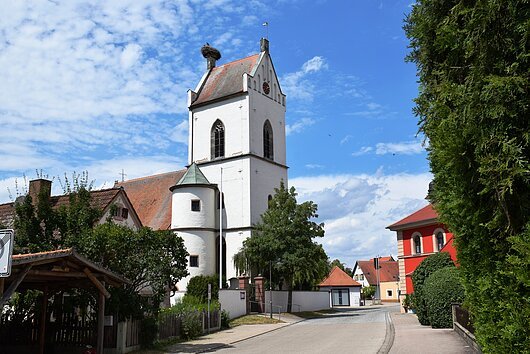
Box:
xmin=215 ymin=236 xmax=226 ymax=283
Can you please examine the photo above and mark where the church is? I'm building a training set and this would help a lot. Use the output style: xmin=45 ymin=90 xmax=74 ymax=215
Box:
xmin=117 ymin=38 xmax=288 ymax=297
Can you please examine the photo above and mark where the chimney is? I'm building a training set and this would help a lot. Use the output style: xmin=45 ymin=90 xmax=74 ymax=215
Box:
xmin=260 ymin=38 xmax=269 ymax=53
xmin=201 ymin=43 xmax=221 ymax=70
xmin=28 ymin=179 xmax=52 ymax=206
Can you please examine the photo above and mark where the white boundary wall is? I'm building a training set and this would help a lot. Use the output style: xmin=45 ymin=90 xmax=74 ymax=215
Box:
xmin=219 ymin=289 xmax=247 ymax=319
xmin=264 ymin=291 xmax=330 ymax=312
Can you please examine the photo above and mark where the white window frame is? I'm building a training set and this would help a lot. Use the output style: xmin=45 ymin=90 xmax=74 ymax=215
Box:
xmin=433 ymin=228 xmax=446 ymax=252
xmin=411 ymin=232 xmax=423 ymax=255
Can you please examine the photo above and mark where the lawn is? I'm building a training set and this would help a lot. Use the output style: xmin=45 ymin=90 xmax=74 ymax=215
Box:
xmin=230 ymin=314 xmax=283 ymax=327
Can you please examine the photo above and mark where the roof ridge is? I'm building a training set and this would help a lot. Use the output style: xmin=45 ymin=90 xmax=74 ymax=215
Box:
xmin=118 ymin=169 xmax=186 ymax=184
xmin=213 ymin=53 xmax=260 ymax=69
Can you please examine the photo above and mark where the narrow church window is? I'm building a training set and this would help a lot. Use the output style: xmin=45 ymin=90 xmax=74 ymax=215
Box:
xmin=191 ymin=199 xmax=201 ymax=212
xmin=190 ymin=255 xmax=199 ymax=267
xmin=121 ymin=208 xmax=129 ymax=219
xmin=263 ymin=120 xmax=274 ymax=160
xmin=267 ymin=194 xmax=273 ymax=208
xmin=211 ymin=120 xmax=225 ymax=159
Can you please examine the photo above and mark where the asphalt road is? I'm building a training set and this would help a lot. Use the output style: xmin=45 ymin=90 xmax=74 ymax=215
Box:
xmin=216 ymin=305 xmax=398 ymax=354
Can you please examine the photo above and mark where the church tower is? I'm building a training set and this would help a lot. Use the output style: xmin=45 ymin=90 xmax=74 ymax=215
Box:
xmin=172 ymin=38 xmax=288 ymax=292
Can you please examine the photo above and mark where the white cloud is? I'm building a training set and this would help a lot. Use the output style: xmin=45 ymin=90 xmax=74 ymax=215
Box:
xmin=170 ymin=120 xmax=189 ymax=144
xmin=351 ymin=146 xmax=373 ymax=157
xmin=376 ymin=141 xmax=425 ymax=155
xmin=305 ymin=164 xmax=324 ymax=169
xmin=285 ymin=118 xmax=316 ymax=135
xmin=291 ymin=172 xmax=432 ymax=267
xmin=281 ymin=56 xmax=327 ymax=101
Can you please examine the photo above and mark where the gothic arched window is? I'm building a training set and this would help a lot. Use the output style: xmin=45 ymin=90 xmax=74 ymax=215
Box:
xmin=211 ymin=120 xmax=225 ymax=159
xmin=263 ymin=120 xmax=274 ymax=160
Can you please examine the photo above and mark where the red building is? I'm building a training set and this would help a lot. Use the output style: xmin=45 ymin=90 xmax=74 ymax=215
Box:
xmin=387 ymin=204 xmax=457 ymax=312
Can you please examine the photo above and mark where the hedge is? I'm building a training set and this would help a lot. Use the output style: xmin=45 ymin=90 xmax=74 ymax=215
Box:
xmin=186 ymin=275 xmax=220 ymax=302
xmin=423 ymin=267 xmax=465 ymax=328
xmin=411 ymin=252 xmax=455 ymax=325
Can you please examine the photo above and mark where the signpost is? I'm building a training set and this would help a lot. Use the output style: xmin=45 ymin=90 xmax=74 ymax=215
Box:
xmin=0 ymin=229 xmax=14 ymax=278
xmin=207 ymin=283 xmax=211 ymax=333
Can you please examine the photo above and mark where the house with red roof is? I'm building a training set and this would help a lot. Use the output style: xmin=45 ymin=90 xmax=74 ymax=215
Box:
xmin=387 ymin=204 xmax=457 ymax=312
xmin=318 ymin=266 xmax=362 ymax=307
xmin=353 ymin=256 xmax=399 ymax=302
xmin=0 ymin=178 xmax=142 ymax=231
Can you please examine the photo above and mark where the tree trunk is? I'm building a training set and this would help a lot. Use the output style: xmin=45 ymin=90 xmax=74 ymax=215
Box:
xmin=287 ymin=286 xmax=293 ymax=313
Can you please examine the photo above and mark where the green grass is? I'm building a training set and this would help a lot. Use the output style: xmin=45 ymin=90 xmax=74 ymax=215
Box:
xmin=293 ymin=309 xmax=336 ymax=319
xmin=230 ymin=315 xmax=283 ymax=327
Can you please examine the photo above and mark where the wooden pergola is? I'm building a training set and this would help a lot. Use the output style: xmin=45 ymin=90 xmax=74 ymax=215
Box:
xmin=0 ymin=248 xmax=130 ymax=354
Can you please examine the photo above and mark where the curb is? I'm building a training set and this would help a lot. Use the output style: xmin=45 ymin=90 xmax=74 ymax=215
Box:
xmin=377 ymin=311 xmax=395 ymax=354
xmin=195 ymin=317 xmax=308 ymax=353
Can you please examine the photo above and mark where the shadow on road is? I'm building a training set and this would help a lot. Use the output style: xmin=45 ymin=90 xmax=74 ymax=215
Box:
xmin=164 ymin=342 xmax=234 ymax=353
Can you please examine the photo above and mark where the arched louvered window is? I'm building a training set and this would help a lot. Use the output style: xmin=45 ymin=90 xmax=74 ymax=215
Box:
xmin=436 ymin=231 xmax=445 ymax=251
xmin=211 ymin=120 xmax=225 ymax=159
xmin=414 ymin=234 xmax=422 ymax=254
xmin=263 ymin=120 xmax=274 ymax=160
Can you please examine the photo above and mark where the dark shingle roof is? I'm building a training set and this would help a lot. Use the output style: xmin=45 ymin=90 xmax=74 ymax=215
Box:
xmin=176 ymin=163 xmax=210 ymax=185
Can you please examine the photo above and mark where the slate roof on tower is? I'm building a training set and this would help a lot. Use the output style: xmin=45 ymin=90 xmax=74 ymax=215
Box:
xmin=116 ymin=170 xmax=186 ymax=230
xmin=176 ymin=163 xmax=211 ymax=185
xmin=191 ymin=54 xmax=260 ymax=107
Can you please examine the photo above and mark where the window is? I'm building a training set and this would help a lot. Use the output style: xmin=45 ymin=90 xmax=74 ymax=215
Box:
xmin=190 ymin=255 xmax=199 ymax=267
xmin=191 ymin=200 xmax=200 ymax=212
xmin=354 ymin=275 xmax=359 ymax=281
xmin=436 ymin=231 xmax=445 ymax=251
xmin=360 ymin=274 xmax=364 ymax=281
xmin=121 ymin=208 xmax=129 ymax=219
xmin=267 ymin=194 xmax=273 ymax=208
xmin=414 ymin=234 xmax=422 ymax=254
xmin=263 ymin=120 xmax=274 ymax=160
xmin=211 ymin=120 xmax=225 ymax=159
xmin=387 ymin=290 xmax=393 ymax=297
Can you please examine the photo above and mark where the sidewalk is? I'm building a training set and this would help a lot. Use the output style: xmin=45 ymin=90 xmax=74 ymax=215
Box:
xmin=389 ymin=312 xmax=477 ymax=354
xmin=153 ymin=313 xmax=304 ymax=353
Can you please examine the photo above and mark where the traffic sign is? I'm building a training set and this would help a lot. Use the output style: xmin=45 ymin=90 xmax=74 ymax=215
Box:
xmin=0 ymin=229 xmax=14 ymax=277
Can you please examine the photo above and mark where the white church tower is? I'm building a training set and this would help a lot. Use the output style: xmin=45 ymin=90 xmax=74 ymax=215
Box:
xmin=172 ymin=38 xmax=288 ymax=294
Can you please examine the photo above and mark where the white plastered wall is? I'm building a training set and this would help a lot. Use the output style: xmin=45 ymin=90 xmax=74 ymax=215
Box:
xmin=175 ymin=230 xmax=216 ymax=292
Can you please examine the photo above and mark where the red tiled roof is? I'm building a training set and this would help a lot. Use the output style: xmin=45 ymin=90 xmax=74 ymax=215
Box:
xmin=379 ymin=256 xmax=394 ymax=262
xmin=356 ymin=259 xmax=399 ymax=285
xmin=0 ymin=188 xmax=121 ymax=227
xmin=319 ymin=266 xmax=361 ymax=287
xmin=116 ymin=170 xmax=186 ymax=230
xmin=387 ymin=204 xmax=438 ymax=230
xmin=192 ymin=54 xmax=260 ymax=107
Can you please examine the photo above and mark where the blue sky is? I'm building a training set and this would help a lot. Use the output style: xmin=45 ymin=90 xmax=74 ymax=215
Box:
xmin=0 ymin=0 xmax=430 ymax=267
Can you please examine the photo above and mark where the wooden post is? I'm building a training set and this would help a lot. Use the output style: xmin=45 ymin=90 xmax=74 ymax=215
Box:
xmin=38 ymin=287 xmax=48 ymax=354
xmin=97 ymin=284 xmax=106 ymax=354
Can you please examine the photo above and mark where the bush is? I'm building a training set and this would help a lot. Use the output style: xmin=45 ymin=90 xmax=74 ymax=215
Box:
xmin=411 ymin=252 xmax=455 ymax=325
xmin=180 ymin=310 xmax=202 ymax=340
xmin=362 ymin=285 xmax=376 ymax=299
xmin=221 ymin=310 xmax=230 ymax=329
xmin=186 ymin=275 xmax=220 ymax=302
xmin=423 ymin=267 xmax=464 ymax=328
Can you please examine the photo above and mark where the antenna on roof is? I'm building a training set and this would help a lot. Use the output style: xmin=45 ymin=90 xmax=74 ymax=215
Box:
xmin=262 ymin=21 xmax=269 ymax=39
xmin=119 ymin=169 xmax=127 ymax=182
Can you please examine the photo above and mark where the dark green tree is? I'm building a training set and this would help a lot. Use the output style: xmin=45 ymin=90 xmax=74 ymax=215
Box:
xmin=405 ymin=1 xmax=530 ymax=351
xmin=411 ymin=252 xmax=455 ymax=325
xmin=233 ymin=181 xmax=328 ymax=312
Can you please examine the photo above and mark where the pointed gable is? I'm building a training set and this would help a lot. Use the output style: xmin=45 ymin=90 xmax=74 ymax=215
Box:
xmin=387 ymin=204 xmax=438 ymax=230
xmin=117 ymin=170 xmax=186 ymax=230
xmin=319 ymin=266 xmax=362 ymax=287
xmin=191 ymin=54 xmax=260 ymax=107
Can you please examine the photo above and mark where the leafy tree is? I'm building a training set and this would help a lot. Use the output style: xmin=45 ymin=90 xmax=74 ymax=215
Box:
xmin=233 ymin=181 xmax=328 ymax=312
xmin=329 ymin=259 xmax=353 ymax=277
xmin=362 ymin=285 xmax=376 ymax=300
xmin=424 ymin=267 xmax=465 ymax=328
xmin=405 ymin=1 xmax=530 ymax=350
xmin=186 ymin=275 xmax=220 ymax=302
xmin=411 ymin=252 xmax=455 ymax=325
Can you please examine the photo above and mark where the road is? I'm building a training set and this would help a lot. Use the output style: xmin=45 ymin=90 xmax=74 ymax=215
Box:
xmin=216 ymin=305 xmax=398 ymax=354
